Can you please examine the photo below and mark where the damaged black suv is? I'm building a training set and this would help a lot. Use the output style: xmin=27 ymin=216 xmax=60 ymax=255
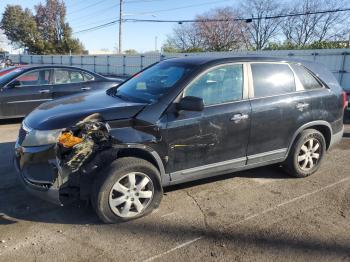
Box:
xmin=15 ymin=57 xmax=346 ymax=223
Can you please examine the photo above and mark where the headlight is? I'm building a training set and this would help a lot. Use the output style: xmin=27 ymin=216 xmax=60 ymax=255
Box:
xmin=22 ymin=129 xmax=62 ymax=147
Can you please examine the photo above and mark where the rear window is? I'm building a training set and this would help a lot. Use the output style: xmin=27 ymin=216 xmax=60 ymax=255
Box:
xmin=291 ymin=64 xmax=323 ymax=90
xmin=251 ymin=63 xmax=296 ymax=98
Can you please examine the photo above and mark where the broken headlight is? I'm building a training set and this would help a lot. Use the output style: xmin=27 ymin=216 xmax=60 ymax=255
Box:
xmin=22 ymin=129 xmax=63 ymax=147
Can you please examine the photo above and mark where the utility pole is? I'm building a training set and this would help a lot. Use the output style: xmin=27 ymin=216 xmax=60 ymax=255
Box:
xmin=118 ymin=0 xmax=123 ymax=54
xmin=155 ymin=36 xmax=158 ymax=51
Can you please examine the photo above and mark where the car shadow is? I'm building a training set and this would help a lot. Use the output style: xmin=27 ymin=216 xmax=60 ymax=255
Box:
xmin=0 ymin=138 xmax=290 ymax=226
xmin=0 ymin=117 xmax=23 ymax=125
xmin=164 ymin=165 xmax=289 ymax=193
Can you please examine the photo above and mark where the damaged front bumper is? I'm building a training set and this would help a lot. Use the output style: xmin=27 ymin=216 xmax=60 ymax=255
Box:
xmin=14 ymin=142 xmax=64 ymax=205
xmin=14 ymin=115 xmax=118 ymax=206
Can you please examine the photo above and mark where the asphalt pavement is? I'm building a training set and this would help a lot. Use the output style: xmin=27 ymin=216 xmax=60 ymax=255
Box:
xmin=0 ymin=120 xmax=349 ymax=262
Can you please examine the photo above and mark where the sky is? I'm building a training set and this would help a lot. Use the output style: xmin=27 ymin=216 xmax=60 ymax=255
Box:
xmin=0 ymin=0 xmax=242 ymax=53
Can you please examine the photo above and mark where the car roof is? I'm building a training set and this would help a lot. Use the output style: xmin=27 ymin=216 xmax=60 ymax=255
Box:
xmin=164 ymin=56 xmax=304 ymax=66
xmin=19 ymin=64 xmax=93 ymax=71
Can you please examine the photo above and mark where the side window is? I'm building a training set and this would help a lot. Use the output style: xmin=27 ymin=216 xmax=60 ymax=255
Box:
xmin=184 ymin=64 xmax=243 ymax=106
xmin=70 ymin=71 xmax=84 ymax=83
xmin=291 ymin=64 xmax=323 ymax=90
xmin=54 ymin=70 xmax=84 ymax=84
xmin=83 ymin=72 xmax=94 ymax=81
xmin=55 ymin=70 xmax=70 ymax=84
xmin=251 ymin=63 xmax=296 ymax=98
xmin=15 ymin=70 xmax=50 ymax=86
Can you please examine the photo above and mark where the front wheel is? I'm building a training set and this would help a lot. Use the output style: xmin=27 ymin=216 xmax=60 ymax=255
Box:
xmin=91 ymin=157 xmax=163 ymax=223
xmin=283 ymin=129 xmax=326 ymax=178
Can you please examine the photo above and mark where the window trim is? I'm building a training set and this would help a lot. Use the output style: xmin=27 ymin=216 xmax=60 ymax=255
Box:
xmin=181 ymin=62 xmax=249 ymax=108
xmin=53 ymin=68 xmax=87 ymax=85
xmin=247 ymin=62 xmax=305 ymax=100
xmin=5 ymin=69 xmax=53 ymax=88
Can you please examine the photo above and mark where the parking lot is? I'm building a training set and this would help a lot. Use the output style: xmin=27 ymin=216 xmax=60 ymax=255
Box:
xmin=0 ymin=120 xmax=349 ymax=261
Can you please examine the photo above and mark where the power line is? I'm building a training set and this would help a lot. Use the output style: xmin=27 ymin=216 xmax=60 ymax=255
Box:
xmin=72 ymin=0 xmax=226 ymax=29
xmin=67 ymin=0 xmax=109 ymax=15
xmin=68 ymin=3 xmax=120 ymax=24
xmin=74 ymin=20 xmax=119 ymax=34
xmin=124 ymin=0 xmax=168 ymax=4
xmin=73 ymin=7 xmax=350 ymax=34
xmin=124 ymin=0 xmax=232 ymax=16
xmin=126 ymin=7 xmax=350 ymax=23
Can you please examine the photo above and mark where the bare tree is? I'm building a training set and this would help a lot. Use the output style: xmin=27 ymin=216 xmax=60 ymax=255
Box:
xmin=195 ymin=7 xmax=247 ymax=51
xmin=240 ymin=0 xmax=283 ymax=50
xmin=163 ymin=23 xmax=204 ymax=52
xmin=163 ymin=7 xmax=247 ymax=52
xmin=281 ymin=0 xmax=348 ymax=47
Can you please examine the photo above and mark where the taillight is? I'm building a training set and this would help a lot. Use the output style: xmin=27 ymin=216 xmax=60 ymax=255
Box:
xmin=342 ymin=91 xmax=348 ymax=110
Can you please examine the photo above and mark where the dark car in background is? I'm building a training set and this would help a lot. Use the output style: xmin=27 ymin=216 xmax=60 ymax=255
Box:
xmin=0 ymin=65 xmax=124 ymax=119
xmin=0 ymin=66 xmax=23 ymax=77
xmin=15 ymin=57 xmax=346 ymax=223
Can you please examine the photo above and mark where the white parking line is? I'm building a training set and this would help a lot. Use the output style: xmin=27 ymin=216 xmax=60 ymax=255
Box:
xmin=239 ymin=176 xmax=350 ymax=223
xmin=161 ymin=212 xmax=176 ymax=218
xmin=143 ymin=237 xmax=203 ymax=262
xmin=143 ymin=176 xmax=350 ymax=261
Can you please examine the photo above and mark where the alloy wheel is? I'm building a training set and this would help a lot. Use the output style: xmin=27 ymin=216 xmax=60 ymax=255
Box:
xmin=297 ymin=138 xmax=321 ymax=171
xmin=109 ymin=172 xmax=154 ymax=218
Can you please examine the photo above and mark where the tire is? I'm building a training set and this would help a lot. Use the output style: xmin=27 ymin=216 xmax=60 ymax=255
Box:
xmin=91 ymin=157 xmax=163 ymax=223
xmin=283 ymin=129 xmax=326 ymax=178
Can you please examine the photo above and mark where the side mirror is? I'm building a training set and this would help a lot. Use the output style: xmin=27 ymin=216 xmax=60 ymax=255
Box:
xmin=8 ymin=80 xmax=21 ymax=88
xmin=177 ymin=96 xmax=204 ymax=112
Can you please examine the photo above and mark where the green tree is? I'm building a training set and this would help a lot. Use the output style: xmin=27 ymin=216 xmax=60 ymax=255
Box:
xmin=1 ymin=5 xmax=43 ymax=53
xmin=1 ymin=1 xmax=84 ymax=54
xmin=35 ymin=0 xmax=83 ymax=54
xmin=124 ymin=49 xmax=138 ymax=55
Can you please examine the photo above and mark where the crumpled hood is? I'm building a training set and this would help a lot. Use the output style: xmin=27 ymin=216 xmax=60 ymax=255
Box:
xmin=24 ymin=90 xmax=146 ymax=130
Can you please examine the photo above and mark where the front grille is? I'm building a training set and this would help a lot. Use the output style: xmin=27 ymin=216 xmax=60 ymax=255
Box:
xmin=17 ymin=126 xmax=27 ymax=145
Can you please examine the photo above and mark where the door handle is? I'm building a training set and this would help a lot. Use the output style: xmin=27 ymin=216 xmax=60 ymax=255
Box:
xmin=296 ymin=102 xmax=309 ymax=111
xmin=231 ymin=113 xmax=249 ymax=123
xmin=39 ymin=89 xmax=50 ymax=94
xmin=81 ymin=87 xmax=91 ymax=91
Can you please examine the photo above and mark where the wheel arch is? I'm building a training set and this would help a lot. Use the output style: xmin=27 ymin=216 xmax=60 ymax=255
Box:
xmin=116 ymin=145 xmax=166 ymax=180
xmin=287 ymin=121 xmax=332 ymax=157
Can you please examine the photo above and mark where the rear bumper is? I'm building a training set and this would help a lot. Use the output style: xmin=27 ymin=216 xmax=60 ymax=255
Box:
xmin=14 ymin=142 xmax=63 ymax=206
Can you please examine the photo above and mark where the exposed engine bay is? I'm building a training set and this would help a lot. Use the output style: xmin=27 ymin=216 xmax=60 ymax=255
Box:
xmin=55 ymin=113 xmax=119 ymax=202
xmin=56 ymin=113 xmax=114 ymax=173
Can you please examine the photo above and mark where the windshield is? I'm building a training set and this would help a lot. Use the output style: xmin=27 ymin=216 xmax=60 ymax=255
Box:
xmin=114 ymin=62 xmax=195 ymax=103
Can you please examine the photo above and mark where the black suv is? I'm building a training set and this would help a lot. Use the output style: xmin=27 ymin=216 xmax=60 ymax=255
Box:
xmin=14 ymin=57 xmax=346 ymax=223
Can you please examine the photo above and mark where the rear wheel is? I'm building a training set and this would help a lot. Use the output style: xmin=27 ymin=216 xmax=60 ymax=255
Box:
xmin=92 ymin=157 xmax=163 ymax=223
xmin=284 ymin=129 xmax=326 ymax=178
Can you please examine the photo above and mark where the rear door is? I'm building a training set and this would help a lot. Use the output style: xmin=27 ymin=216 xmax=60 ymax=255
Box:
xmin=0 ymin=69 xmax=53 ymax=118
xmin=52 ymin=69 xmax=88 ymax=98
xmin=290 ymin=63 xmax=343 ymax=132
xmin=165 ymin=63 xmax=251 ymax=180
xmin=247 ymin=62 xmax=313 ymax=164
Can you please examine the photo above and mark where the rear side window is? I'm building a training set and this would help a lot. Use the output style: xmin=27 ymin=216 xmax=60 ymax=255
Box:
xmin=83 ymin=72 xmax=94 ymax=81
xmin=291 ymin=64 xmax=323 ymax=90
xmin=251 ymin=63 xmax=296 ymax=98
xmin=55 ymin=70 xmax=84 ymax=84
